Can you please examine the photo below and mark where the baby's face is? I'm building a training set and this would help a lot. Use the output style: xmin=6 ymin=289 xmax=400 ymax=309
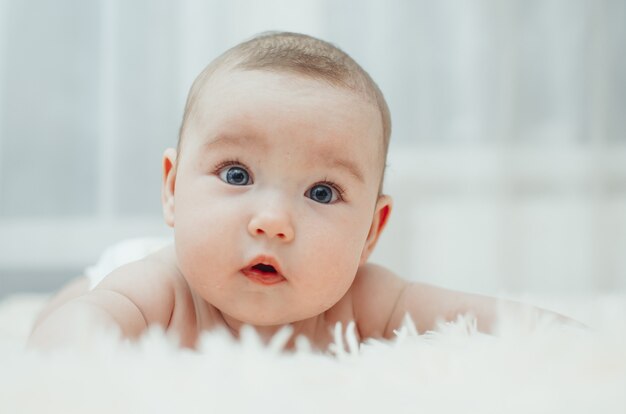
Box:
xmin=164 ymin=69 xmax=387 ymax=326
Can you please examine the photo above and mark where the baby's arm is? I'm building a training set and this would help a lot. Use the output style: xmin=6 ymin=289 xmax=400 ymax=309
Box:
xmin=351 ymin=263 xmax=577 ymax=339
xmin=28 ymin=251 xmax=177 ymax=349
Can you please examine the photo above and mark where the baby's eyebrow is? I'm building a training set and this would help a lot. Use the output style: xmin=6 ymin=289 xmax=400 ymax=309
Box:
xmin=203 ymin=133 xmax=364 ymax=183
xmin=323 ymin=156 xmax=365 ymax=184
xmin=203 ymin=134 xmax=267 ymax=151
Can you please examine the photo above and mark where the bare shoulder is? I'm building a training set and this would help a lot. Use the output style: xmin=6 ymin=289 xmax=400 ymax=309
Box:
xmin=94 ymin=245 xmax=189 ymax=330
xmin=349 ymin=263 xmax=409 ymax=339
xmin=349 ymin=264 xmax=502 ymax=339
xmin=30 ymin=245 xmax=202 ymax=348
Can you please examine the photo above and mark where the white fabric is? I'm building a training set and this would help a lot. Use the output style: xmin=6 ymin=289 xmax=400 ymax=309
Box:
xmin=0 ymin=293 xmax=625 ymax=413
xmin=84 ymin=238 xmax=172 ymax=289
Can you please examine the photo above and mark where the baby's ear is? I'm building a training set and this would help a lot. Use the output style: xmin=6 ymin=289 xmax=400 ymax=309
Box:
xmin=161 ymin=148 xmax=177 ymax=227
xmin=359 ymin=195 xmax=393 ymax=265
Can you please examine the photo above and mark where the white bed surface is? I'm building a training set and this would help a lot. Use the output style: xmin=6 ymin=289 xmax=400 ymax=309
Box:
xmin=1 ymin=293 xmax=625 ymax=414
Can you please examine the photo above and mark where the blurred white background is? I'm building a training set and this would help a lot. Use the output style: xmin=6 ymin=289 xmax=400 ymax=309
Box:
xmin=0 ymin=0 xmax=625 ymax=297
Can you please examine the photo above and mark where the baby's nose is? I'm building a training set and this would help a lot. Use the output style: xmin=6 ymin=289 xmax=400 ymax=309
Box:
xmin=247 ymin=208 xmax=295 ymax=242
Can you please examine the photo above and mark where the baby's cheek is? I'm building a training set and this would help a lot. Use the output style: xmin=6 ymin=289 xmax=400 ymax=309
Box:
xmin=308 ymin=243 xmax=360 ymax=295
xmin=174 ymin=214 xmax=234 ymax=278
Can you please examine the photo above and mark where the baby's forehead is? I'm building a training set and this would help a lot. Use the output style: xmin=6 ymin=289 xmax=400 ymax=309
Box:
xmin=195 ymin=68 xmax=374 ymax=126
xmin=185 ymin=68 xmax=386 ymax=174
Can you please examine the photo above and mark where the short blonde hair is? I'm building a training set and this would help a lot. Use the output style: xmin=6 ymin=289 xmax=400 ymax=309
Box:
xmin=179 ymin=32 xmax=391 ymax=182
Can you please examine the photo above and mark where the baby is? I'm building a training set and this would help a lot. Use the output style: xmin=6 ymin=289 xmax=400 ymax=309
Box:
xmin=29 ymin=32 xmax=567 ymax=350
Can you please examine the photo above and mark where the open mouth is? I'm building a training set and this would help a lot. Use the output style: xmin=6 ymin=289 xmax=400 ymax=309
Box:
xmin=242 ymin=258 xmax=286 ymax=285
xmin=252 ymin=263 xmax=277 ymax=273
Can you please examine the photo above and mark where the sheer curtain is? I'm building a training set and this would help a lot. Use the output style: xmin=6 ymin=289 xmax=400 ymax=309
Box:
xmin=0 ymin=0 xmax=624 ymax=295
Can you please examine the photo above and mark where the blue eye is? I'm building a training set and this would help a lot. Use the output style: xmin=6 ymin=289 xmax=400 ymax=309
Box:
xmin=307 ymin=184 xmax=337 ymax=204
xmin=219 ymin=166 xmax=251 ymax=186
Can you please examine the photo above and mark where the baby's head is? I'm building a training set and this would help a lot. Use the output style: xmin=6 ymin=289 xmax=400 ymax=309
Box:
xmin=180 ymin=31 xmax=391 ymax=189
xmin=162 ymin=32 xmax=393 ymax=327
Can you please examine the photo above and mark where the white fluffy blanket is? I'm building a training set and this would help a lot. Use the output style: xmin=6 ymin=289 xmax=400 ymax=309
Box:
xmin=1 ymin=293 xmax=625 ymax=413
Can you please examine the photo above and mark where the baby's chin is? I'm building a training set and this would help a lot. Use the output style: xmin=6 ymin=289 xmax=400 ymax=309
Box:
xmin=232 ymin=311 xmax=303 ymax=327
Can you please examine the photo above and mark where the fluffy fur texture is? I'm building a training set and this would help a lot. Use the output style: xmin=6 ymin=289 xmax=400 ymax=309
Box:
xmin=1 ymin=293 xmax=625 ymax=413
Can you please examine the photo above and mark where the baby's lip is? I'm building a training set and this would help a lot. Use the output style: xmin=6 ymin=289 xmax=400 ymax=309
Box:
xmin=245 ymin=255 xmax=283 ymax=274
xmin=241 ymin=255 xmax=286 ymax=286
